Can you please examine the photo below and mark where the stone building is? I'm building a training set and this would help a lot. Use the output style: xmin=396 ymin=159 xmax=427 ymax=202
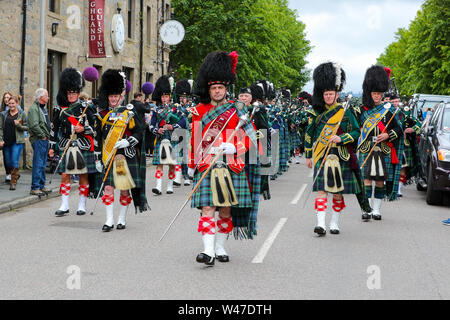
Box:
xmin=0 ymin=0 xmax=171 ymax=167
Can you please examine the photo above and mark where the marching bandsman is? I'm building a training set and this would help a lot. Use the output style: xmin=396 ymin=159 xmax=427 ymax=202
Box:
xmin=95 ymin=69 xmax=148 ymax=232
xmin=393 ymin=94 xmax=421 ymax=197
xmin=305 ymin=62 xmax=371 ymax=235
xmin=173 ymin=79 xmax=193 ymax=187
xmin=357 ymin=65 xmax=404 ymax=220
xmin=188 ymin=51 xmax=258 ymax=266
xmin=49 ymin=68 xmax=100 ymax=217
xmin=150 ymin=76 xmax=187 ymax=195
xmin=248 ymin=82 xmax=272 ymax=200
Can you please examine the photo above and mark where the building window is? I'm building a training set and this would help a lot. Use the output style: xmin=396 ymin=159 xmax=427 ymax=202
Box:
xmin=147 ymin=6 xmax=152 ymax=45
xmin=146 ymin=73 xmax=153 ymax=83
xmin=127 ymin=0 xmax=135 ymax=39
xmin=122 ymin=67 xmax=134 ymax=104
xmin=48 ymin=0 xmax=60 ymax=14
xmin=47 ymin=50 xmax=64 ymax=120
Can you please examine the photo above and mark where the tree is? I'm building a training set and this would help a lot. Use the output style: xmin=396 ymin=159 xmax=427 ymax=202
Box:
xmin=169 ymin=0 xmax=311 ymax=93
xmin=377 ymin=0 xmax=450 ymax=95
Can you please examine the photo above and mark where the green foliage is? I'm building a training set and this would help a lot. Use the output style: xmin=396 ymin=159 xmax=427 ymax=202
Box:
xmin=169 ymin=0 xmax=311 ymax=94
xmin=377 ymin=0 xmax=450 ymax=95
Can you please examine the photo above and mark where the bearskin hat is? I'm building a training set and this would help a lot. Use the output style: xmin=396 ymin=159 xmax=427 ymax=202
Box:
xmin=56 ymin=68 xmax=85 ymax=107
xmin=239 ymin=87 xmax=252 ymax=95
xmin=312 ymin=62 xmax=346 ymax=113
xmin=194 ymin=51 xmax=237 ymax=104
xmin=152 ymin=75 xmax=172 ymax=104
xmin=97 ymin=69 xmax=127 ymax=109
xmin=175 ymin=79 xmax=191 ymax=97
xmin=250 ymin=83 xmax=264 ymax=102
xmin=299 ymin=91 xmax=312 ymax=105
xmin=362 ymin=65 xmax=390 ymax=108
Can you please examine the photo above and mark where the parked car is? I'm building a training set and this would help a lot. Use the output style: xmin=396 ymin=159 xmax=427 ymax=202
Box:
xmin=416 ymin=102 xmax=450 ymax=205
xmin=409 ymin=94 xmax=450 ymax=121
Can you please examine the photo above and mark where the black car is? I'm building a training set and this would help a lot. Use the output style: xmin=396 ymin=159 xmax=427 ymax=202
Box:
xmin=416 ymin=102 xmax=450 ymax=205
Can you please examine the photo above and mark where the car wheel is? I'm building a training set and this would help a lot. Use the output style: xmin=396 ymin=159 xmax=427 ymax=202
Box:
xmin=416 ymin=180 xmax=426 ymax=191
xmin=426 ymin=164 xmax=443 ymax=205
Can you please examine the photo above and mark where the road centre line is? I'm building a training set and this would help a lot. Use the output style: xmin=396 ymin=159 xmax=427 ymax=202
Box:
xmin=290 ymin=183 xmax=308 ymax=205
xmin=252 ymin=218 xmax=288 ymax=264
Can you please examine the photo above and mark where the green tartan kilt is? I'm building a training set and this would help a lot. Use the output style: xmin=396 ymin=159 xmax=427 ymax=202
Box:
xmin=359 ymin=151 xmax=395 ymax=182
xmin=403 ymin=143 xmax=414 ymax=167
xmin=103 ymin=150 xmax=143 ymax=188
xmin=191 ymin=166 xmax=252 ymax=209
xmin=313 ymin=156 xmax=360 ymax=194
xmin=57 ymin=148 xmax=96 ymax=174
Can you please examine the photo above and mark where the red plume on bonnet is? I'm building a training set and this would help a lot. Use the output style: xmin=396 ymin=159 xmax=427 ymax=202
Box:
xmin=384 ymin=67 xmax=392 ymax=79
xmin=229 ymin=51 xmax=238 ymax=75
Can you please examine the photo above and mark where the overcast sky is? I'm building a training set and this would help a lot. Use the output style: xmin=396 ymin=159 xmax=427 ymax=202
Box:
xmin=288 ymin=0 xmax=424 ymax=94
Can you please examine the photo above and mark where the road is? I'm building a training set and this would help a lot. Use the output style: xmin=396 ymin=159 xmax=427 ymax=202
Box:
xmin=0 ymin=158 xmax=449 ymax=300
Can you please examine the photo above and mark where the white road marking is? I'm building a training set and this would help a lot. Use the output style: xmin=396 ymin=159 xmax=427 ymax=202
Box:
xmin=252 ymin=218 xmax=288 ymax=264
xmin=290 ymin=183 xmax=308 ymax=205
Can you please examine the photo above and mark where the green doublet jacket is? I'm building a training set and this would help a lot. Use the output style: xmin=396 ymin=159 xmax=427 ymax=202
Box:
xmin=304 ymin=103 xmax=360 ymax=162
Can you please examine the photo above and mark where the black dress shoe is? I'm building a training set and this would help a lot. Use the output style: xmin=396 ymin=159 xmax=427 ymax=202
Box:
xmin=372 ymin=214 xmax=382 ymax=220
xmin=314 ymin=226 xmax=326 ymax=236
xmin=362 ymin=213 xmax=372 ymax=221
xmin=76 ymin=210 xmax=86 ymax=216
xmin=55 ymin=210 xmax=69 ymax=217
xmin=330 ymin=229 xmax=340 ymax=234
xmin=116 ymin=224 xmax=126 ymax=230
xmin=216 ymin=255 xmax=229 ymax=263
xmin=196 ymin=253 xmax=215 ymax=266
xmin=102 ymin=224 xmax=114 ymax=232
xmin=152 ymin=188 xmax=162 ymax=195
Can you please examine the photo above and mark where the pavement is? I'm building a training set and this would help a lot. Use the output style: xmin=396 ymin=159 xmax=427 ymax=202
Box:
xmin=0 ymin=169 xmax=63 ymax=214
xmin=0 ymin=157 xmax=449 ymax=300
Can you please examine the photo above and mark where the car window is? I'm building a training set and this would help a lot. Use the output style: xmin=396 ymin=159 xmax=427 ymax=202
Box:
xmin=441 ymin=107 xmax=450 ymax=132
xmin=430 ymin=104 xmax=442 ymax=126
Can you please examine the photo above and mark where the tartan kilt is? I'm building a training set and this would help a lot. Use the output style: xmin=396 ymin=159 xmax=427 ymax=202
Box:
xmin=103 ymin=150 xmax=143 ymax=188
xmin=152 ymin=136 xmax=182 ymax=165
xmin=290 ymin=131 xmax=301 ymax=149
xmin=313 ymin=155 xmax=360 ymax=194
xmin=191 ymin=166 xmax=252 ymax=209
xmin=403 ymin=143 xmax=414 ymax=168
xmin=231 ymin=164 xmax=261 ymax=239
xmin=57 ymin=148 xmax=96 ymax=174
xmin=359 ymin=151 xmax=395 ymax=182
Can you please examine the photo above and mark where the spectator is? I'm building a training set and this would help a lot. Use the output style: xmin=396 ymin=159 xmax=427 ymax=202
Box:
xmin=1 ymin=91 xmax=12 ymax=182
xmin=27 ymin=88 xmax=51 ymax=196
xmin=0 ymin=96 xmax=28 ymax=190
xmin=1 ymin=92 xmax=12 ymax=111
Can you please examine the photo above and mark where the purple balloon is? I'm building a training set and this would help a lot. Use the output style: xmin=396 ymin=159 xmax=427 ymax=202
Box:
xmin=142 ymin=82 xmax=155 ymax=95
xmin=82 ymin=67 xmax=99 ymax=82
xmin=126 ymin=80 xmax=132 ymax=93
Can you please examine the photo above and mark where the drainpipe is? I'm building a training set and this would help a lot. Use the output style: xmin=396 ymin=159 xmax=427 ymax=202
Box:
xmin=20 ymin=0 xmax=28 ymax=169
xmin=139 ymin=0 xmax=144 ymax=89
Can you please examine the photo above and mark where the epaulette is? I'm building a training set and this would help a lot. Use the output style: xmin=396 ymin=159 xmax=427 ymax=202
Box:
xmin=305 ymin=109 xmax=317 ymax=117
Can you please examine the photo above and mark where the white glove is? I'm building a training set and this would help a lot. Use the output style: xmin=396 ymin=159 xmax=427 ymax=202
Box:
xmin=95 ymin=160 xmax=103 ymax=173
xmin=220 ymin=142 xmax=236 ymax=155
xmin=270 ymin=128 xmax=276 ymax=135
xmin=114 ymin=139 xmax=130 ymax=149
xmin=188 ymin=168 xmax=195 ymax=178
